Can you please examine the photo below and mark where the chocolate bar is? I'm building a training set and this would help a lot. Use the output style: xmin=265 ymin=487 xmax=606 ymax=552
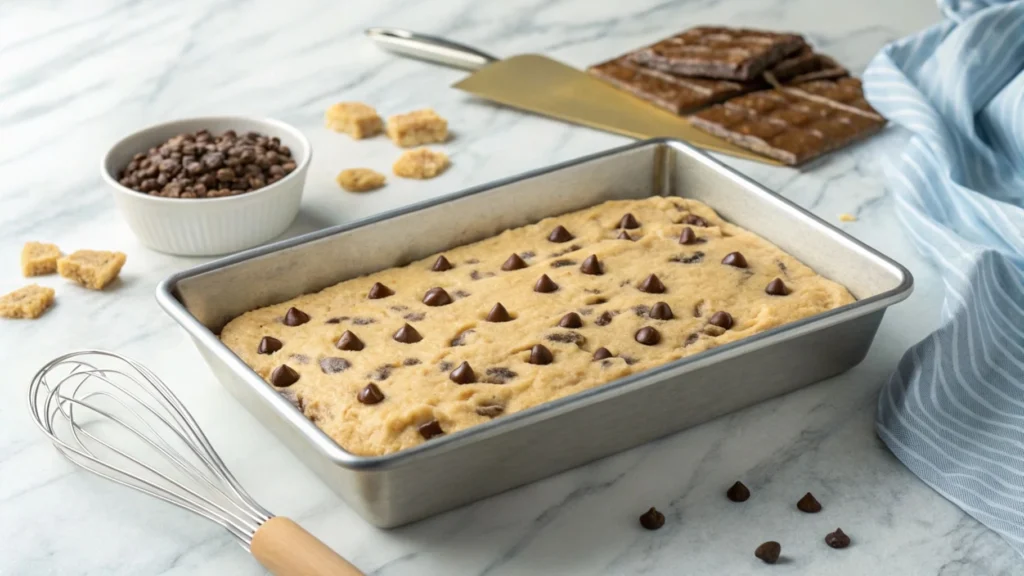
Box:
xmin=769 ymin=47 xmax=847 ymax=84
xmin=689 ymin=80 xmax=886 ymax=165
xmin=631 ymin=26 xmax=806 ymax=81
xmin=588 ymin=57 xmax=748 ymax=114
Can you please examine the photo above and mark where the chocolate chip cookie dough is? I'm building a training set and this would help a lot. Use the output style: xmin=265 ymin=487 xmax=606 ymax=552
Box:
xmin=220 ymin=197 xmax=854 ymax=456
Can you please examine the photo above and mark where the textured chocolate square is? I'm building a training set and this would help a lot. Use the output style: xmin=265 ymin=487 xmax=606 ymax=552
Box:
xmin=631 ymin=26 xmax=806 ymax=81
xmin=588 ymin=56 xmax=748 ymax=114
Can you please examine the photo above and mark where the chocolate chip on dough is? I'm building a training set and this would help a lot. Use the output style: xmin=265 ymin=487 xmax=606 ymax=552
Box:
xmin=357 ymin=383 xmax=385 ymax=405
xmin=270 ymin=365 xmax=299 ymax=387
xmin=502 ymin=253 xmax=528 ymax=271
xmin=548 ymin=225 xmax=574 ymax=243
xmin=432 ymin=255 xmax=453 ymax=271
xmin=283 ymin=307 xmax=310 ymax=326
xmin=257 ymin=336 xmax=283 ymax=355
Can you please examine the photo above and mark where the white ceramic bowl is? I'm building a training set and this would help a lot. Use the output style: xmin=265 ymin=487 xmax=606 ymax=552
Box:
xmin=102 ymin=116 xmax=312 ymax=256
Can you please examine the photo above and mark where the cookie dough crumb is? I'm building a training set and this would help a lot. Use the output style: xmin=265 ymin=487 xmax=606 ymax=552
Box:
xmin=57 ymin=250 xmax=127 ymax=290
xmin=325 ymin=102 xmax=383 ymax=140
xmin=386 ymin=109 xmax=448 ymax=147
xmin=21 ymin=241 xmax=61 ymax=277
xmin=393 ymin=148 xmax=450 ymax=179
xmin=839 ymin=213 xmax=857 ymax=222
xmin=0 ymin=284 xmax=55 ymax=319
xmin=337 ymin=168 xmax=387 ymax=192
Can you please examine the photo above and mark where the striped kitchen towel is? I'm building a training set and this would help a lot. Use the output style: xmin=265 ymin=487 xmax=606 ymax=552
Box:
xmin=864 ymin=0 xmax=1024 ymax=556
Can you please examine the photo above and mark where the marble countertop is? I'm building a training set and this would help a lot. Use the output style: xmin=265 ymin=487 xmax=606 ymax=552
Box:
xmin=3 ymin=0 xmax=1021 ymax=574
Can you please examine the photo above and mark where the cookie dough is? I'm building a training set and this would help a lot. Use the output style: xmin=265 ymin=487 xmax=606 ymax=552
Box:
xmin=385 ymin=108 xmax=448 ymax=147
xmin=220 ymin=197 xmax=854 ymax=456
xmin=0 ymin=284 xmax=55 ymax=319
xmin=21 ymin=241 xmax=61 ymax=276
xmin=336 ymin=168 xmax=386 ymax=192
xmin=57 ymin=250 xmax=126 ymax=290
xmin=325 ymin=102 xmax=383 ymax=140
xmin=392 ymin=148 xmax=449 ymax=179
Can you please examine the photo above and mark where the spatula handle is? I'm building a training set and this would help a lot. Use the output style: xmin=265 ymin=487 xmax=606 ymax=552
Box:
xmin=250 ymin=516 xmax=364 ymax=576
xmin=366 ymin=27 xmax=498 ymax=71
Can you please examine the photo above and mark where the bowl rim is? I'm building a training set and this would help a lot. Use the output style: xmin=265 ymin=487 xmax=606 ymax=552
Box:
xmin=101 ymin=115 xmax=313 ymax=205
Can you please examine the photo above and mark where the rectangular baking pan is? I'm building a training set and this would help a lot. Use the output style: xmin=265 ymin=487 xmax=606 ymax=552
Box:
xmin=157 ymin=139 xmax=913 ymax=527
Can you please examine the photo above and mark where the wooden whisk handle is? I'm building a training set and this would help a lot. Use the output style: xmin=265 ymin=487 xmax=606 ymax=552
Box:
xmin=250 ymin=516 xmax=364 ymax=576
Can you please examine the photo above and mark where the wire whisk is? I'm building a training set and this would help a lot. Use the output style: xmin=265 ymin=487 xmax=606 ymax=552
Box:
xmin=29 ymin=350 xmax=362 ymax=576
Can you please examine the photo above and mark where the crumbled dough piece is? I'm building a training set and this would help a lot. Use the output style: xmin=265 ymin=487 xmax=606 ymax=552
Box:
xmin=325 ymin=102 xmax=383 ymax=140
xmin=21 ymin=241 xmax=61 ymax=276
xmin=392 ymin=148 xmax=450 ymax=179
xmin=57 ymin=250 xmax=127 ymax=290
xmin=336 ymin=168 xmax=387 ymax=192
xmin=386 ymin=109 xmax=448 ymax=147
xmin=0 ymin=284 xmax=55 ymax=319
xmin=839 ymin=213 xmax=858 ymax=222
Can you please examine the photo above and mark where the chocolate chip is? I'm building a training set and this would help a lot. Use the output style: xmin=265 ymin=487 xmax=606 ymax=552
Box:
xmin=635 ymin=327 xmax=660 ymax=346
xmin=486 ymin=303 xmax=512 ymax=322
xmin=528 ymin=344 xmax=554 ymax=365
xmin=257 ymin=336 xmax=283 ymax=354
xmin=617 ymin=230 xmax=633 ymax=241
xmin=534 ymin=274 xmax=558 ymax=293
xmin=419 ymin=420 xmax=444 ymax=439
xmin=449 ymin=361 xmax=476 ymax=384
xmin=423 ymin=287 xmax=453 ymax=307
xmin=559 ymin=312 xmax=583 ymax=328
xmin=325 ymin=316 xmax=349 ymax=324
xmin=453 ymin=289 xmax=470 ymax=299
xmin=269 ymin=365 xmax=299 ymax=387
xmin=465 ymin=258 xmax=479 ymax=264
xmin=618 ymin=213 xmax=640 ymax=229
xmin=390 ymin=305 xmax=409 ymax=311
xmin=450 ymin=329 xmax=474 ymax=346
xmin=638 ymin=274 xmax=666 ymax=294
xmin=670 ymin=251 xmax=704 ymax=264
xmin=403 ymin=358 xmax=421 ymax=366
xmin=546 ymin=332 xmax=585 ymax=345
xmin=357 ymin=383 xmax=385 ymax=405
xmin=335 ymin=330 xmax=364 ymax=351
xmin=595 ymin=311 xmax=614 ymax=326
xmin=797 ymin=492 xmax=822 ymax=513
xmin=439 ymin=361 xmax=453 ymax=372
xmin=693 ymin=300 xmax=705 ymax=318
xmin=755 ymin=541 xmax=781 ymax=564
xmin=368 ymin=282 xmax=394 ymax=299
xmin=825 ymin=528 xmax=851 ymax=549
xmin=684 ymin=333 xmax=699 ymax=346
xmin=639 ymin=507 xmax=665 ymax=530
xmin=319 ymin=357 xmax=351 ymax=374
xmin=393 ymin=323 xmax=422 ymax=343
xmin=580 ymin=254 xmax=603 ymax=275
xmin=622 ymin=355 xmax=639 ymax=365
xmin=551 ymin=258 xmax=577 ymax=268
xmin=679 ymin=227 xmax=699 ymax=245
xmin=520 ymin=251 xmax=535 ymax=259
xmin=727 ymin=481 xmax=750 ymax=502
xmin=708 ymin=311 xmax=734 ymax=330
xmin=502 ymin=253 xmax=528 ymax=271
xmin=722 ymin=252 xmax=748 ymax=268
xmin=372 ymin=365 xmax=392 ymax=381
xmin=476 ymin=404 xmax=504 ymax=418
xmin=288 ymin=354 xmax=310 ymax=364
xmin=352 ymin=317 xmax=376 ymax=325
xmin=592 ymin=347 xmax=613 ymax=360
xmin=684 ymin=214 xmax=709 ymax=227
xmin=765 ymin=278 xmax=790 ymax=296
xmin=649 ymin=302 xmax=673 ymax=320
xmin=548 ymin=225 xmax=574 ymax=243
xmin=484 ymin=367 xmax=517 ymax=383
xmin=469 ymin=270 xmax=494 ymax=281
xmin=403 ymin=312 xmax=426 ymax=322
xmin=432 ymin=255 xmax=453 ymax=271
xmin=550 ymin=244 xmax=581 ymax=258
xmin=283 ymin=307 xmax=310 ymax=326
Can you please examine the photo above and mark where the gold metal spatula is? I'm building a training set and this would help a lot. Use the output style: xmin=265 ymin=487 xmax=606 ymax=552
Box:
xmin=366 ymin=28 xmax=780 ymax=165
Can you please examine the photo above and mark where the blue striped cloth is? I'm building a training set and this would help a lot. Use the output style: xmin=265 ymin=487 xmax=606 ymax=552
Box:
xmin=864 ymin=0 xmax=1024 ymax=555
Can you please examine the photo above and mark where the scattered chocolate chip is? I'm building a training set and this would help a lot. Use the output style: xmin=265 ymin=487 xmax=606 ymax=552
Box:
xmin=528 ymin=344 xmax=554 ymax=365
xmin=432 ymin=255 xmax=453 ymax=271
xmin=419 ymin=420 xmax=444 ymax=439
xmin=368 ymin=282 xmax=394 ymax=299
xmin=469 ymin=270 xmax=495 ymax=281
xmin=622 ymin=355 xmax=639 ymax=365
xmin=797 ymin=492 xmax=822 ymax=513
xmin=825 ymin=528 xmax=851 ymax=549
xmin=649 ymin=302 xmax=673 ymax=320
xmin=403 ymin=358 xmax=421 ymax=366
xmin=357 ymin=383 xmax=384 ymax=405
xmin=283 ymin=307 xmax=310 ymax=326
xmin=423 ymin=287 xmax=453 ymax=307
xmin=708 ymin=311 xmax=734 ymax=330
xmin=324 ymin=316 xmax=349 ymax=324
xmin=270 ymin=365 xmax=299 ymax=387
xmin=578 ymin=307 xmax=593 ymax=316
xmin=280 ymin=389 xmax=304 ymax=412
xmin=551 ymin=258 xmax=577 ymax=268
xmin=559 ymin=312 xmax=583 ymax=328
xmin=390 ymin=305 xmax=409 ymax=311
xmin=635 ymin=327 xmax=661 ymax=346
xmin=486 ymin=303 xmax=512 ymax=322
xmin=550 ymin=243 xmax=581 ymax=257
xmin=484 ymin=367 xmax=517 ymax=383
xmin=595 ymin=311 xmax=614 ymax=326
xmin=369 ymin=365 xmax=391 ymax=381
xmin=755 ymin=541 xmax=781 ymax=564
xmin=450 ymin=329 xmax=474 ymax=346
xmin=453 ymin=289 xmax=470 ymax=299
xmin=638 ymin=274 xmax=666 ymax=293
xmin=546 ymin=332 xmax=585 ymax=345
xmin=502 ymin=253 xmax=528 ymax=271
xmin=438 ymin=361 xmax=453 ymax=372
xmin=335 ymin=330 xmax=364 ymax=351
xmin=693 ymin=300 xmax=705 ymax=318
xmin=684 ymin=214 xmax=709 ymax=227
xmin=521 ymin=251 xmax=535 ymax=259
xmin=548 ymin=225 xmax=574 ymax=243
xmin=777 ymin=260 xmax=789 ymax=274
xmin=319 ymin=357 xmax=351 ymax=374
xmin=617 ymin=230 xmax=633 ymax=241
xmin=580 ymin=254 xmax=603 ymax=275
xmin=257 ymin=336 xmax=283 ymax=355
xmin=403 ymin=312 xmax=426 ymax=322
xmin=679 ymin=227 xmax=699 ymax=245
xmin=683 ymin=333 xmax=699 ymax=346
xmin=534 ymin=274 xmax=558 ymax=293
xmin=288 ymin=354 xmax=310 ymax=364
xmin=476 ymin=404 xmax=504 ymax=418
xmin=393 ymin=323 xmax=422 ymax=343
xmin=449 ymin=361 xmax=476 ymax=384
xmin=352 ymin=317 xmax=376 ymax=325
xmin=590 ymin=296 xmax=609 ymax=305
xmin=726 ymin=481 xmax=750 ymax=502
xmin=670 ymin=251 xmax=704 ymax=264
xmin=722 ymin=252 xmax=748 ymax=268
xmin=593 ymin=347 xmax=613 ymax=361
xmin=465 ymin=258 xmax=479 ymax=264
xmin=618 ymin=213 xmax=641 ymax=229
xmin=765 ymin=278 xmax=790 ymax=296
xmin=639 ymin=507 xmax=665 ymax=530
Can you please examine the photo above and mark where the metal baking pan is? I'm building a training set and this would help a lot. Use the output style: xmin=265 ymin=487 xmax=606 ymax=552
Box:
xmin=157 ymin=139 xmax=913 ymax=528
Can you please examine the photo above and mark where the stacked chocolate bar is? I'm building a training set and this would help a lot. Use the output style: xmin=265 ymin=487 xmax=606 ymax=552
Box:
xmin=588 ymin=27 xmax=885 ymax=165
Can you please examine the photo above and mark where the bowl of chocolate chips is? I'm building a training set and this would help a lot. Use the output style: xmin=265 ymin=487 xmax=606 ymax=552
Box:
xmin=103 ymin=116 xmax=312 ymax=256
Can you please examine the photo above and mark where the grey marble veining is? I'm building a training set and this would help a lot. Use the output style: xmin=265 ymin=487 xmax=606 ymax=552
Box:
xmin=2 ymin=0 xmax=1022 ymax=574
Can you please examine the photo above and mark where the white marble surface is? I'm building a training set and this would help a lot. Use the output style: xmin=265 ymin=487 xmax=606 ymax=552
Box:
xmin=3 ymin=0 xmax=1022 ymax=574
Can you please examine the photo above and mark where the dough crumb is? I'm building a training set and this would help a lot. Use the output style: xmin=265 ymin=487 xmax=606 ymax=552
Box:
xmin=325 ymin=102 xmax=383 ymax=140
xmin=386 ymin=109 xmax=448 ymax=147
xmin=337 ymin=168 xmax=386 ymax=192
xmin=0 ymin=284 xmax=55 ymax=319
xmin=21 ymin=241 xmax=61 ymax=277
xmin=839 ymin=213 xmax=857 ymax=222
xmin=393 ymin=148 xmax=450 ymax=180
xmin=58 ymin=250 xmax=127 ymax=290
